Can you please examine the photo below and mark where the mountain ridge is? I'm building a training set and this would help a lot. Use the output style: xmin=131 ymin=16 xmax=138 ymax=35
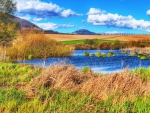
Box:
xmin=72 ymin=29 xmax=96 ymax=35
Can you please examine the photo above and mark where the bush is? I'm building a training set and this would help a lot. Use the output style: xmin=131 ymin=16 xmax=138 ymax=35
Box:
xmin=96 ymin=51 xmax=101 ymax=57
xmin=139 ymin=55 xmax=149 ymax=60
xmin=107 ymin=52 xmax=114 ymax=57
xmin=75 ymin=44 xmax=96 ymax=50
xmin=97 ymin=42 xmax=111 ymax=50
xmin=7 ymin=28 xmax=73 ymax=60
xmin=89 ymin=53 xmax=95 ymax=57
xmin=84 ymin=39 xmax=98 ymax=45
xmin=111 ymin=40 xmax=126 ymax=50
xmin=83 ymin=51 xmax=89 ymax=56
xmin=81 ymin=67 xmax=91 ymax=74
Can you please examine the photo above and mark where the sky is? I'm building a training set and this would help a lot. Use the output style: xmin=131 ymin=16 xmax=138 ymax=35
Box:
xmin=14 ymin=0 xmax=150 ymax=34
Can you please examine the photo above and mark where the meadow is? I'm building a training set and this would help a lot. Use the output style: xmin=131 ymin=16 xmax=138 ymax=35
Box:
xmin=1 ymin=62 xmax=150 ymax=112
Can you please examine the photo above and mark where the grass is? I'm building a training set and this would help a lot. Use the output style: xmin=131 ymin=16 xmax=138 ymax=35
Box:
xmin=1 ymin=62 xmax=150 ymax=112
xmin=130 ymin=67 xmax=150 ymax=81
xmin=0 ymin=62 xmax=41 ymax=87
xmin=61 ymin=39 xmax=116 ymax=45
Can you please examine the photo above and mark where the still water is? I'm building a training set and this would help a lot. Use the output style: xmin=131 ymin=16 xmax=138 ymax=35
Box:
xmin=16 ymin=50 xmax=150 ymax=73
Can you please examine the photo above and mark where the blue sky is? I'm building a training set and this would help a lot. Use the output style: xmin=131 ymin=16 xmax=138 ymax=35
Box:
xmin=14 ymin=0 xmax=150 ymax=34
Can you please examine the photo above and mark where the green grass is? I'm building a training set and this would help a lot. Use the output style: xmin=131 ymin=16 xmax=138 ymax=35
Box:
xmin=1 ymin=88 xmax=150 ymax=113
xmin=61 ymin=39 xmax=116 ymax=45
xmin=0 ymin=62 xmax=41 ymax=87
xmin=130 ymin=67 xmax=150 ymax=81
xmin=1 ymin=62 xmax=150 ymax=112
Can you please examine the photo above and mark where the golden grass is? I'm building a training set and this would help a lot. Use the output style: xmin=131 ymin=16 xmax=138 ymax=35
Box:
xmin=45 ymin=34 xmax=150 ymax=41
xmin=7 ymin=30 xmax=73 ymax=60
xmin=21 ymin=65 xmax=150 ymax=102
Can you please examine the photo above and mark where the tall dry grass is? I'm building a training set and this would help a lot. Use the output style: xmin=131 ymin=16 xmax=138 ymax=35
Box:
xmin=23 ymin=65 xmax=150 ymax=102
xmin=7 ymin=28 xmax=73 ymax=60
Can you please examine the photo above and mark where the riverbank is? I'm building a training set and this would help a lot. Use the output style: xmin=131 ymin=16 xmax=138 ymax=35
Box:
xmin=1 ymin=62 xmax=150 ymax=112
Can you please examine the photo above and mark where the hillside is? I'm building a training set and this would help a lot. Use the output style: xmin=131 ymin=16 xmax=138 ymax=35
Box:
xmin=12 ymin=16 xmax=41 ymax=29
xmin=72 ymin=29 xmax=96 ymax=35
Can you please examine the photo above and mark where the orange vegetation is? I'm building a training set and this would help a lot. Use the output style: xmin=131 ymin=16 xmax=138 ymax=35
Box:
xmin=20 ymin=65 xmax=150 ymax=101
xmin=45 ymin=34 xmax=150 ymax=41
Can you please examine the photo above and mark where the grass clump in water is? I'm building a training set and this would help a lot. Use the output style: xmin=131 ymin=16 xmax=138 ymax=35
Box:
xmin=83 ymin=51 xmax=89 ymax=56
xmin=89 ymin=53 xmax=95 ymax=57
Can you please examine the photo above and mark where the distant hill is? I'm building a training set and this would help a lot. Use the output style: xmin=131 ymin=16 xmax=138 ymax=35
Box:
xmin=72 ymin=29 xmax=96 ymax=35
xmin=12 ymin=16 xmax=65 ymax=34
xmin=12 ymin=16 xmax=41 ymax=30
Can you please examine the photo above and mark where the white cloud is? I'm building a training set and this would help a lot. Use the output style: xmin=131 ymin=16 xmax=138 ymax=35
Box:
xmin=15 ymin=0 xmax=81 ymax=18
xmin=15 ymin=0 xmax=61 ymax=13
xmin=87 ymin=8 xmax=105 ymax=15
xmin=61 ymin=9 xmax=82 ymax=17
xmin=87 ymin=8 xmax=150 ymax=32
xmin=18 ymin=14 xmax=31 ymax=20
xmin=147 ymin=10 xmax=150 ymax=15
xmin=33 ymin=17 xmax=43 ymax=22
xmin=35 ymin=22 xmax=75 ymax=30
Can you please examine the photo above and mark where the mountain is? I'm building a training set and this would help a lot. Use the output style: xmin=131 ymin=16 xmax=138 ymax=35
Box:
xmin=72 ymin=29 xmax=96 ymax=35
xmin=12 ymin=16 xmax=41 ymax=29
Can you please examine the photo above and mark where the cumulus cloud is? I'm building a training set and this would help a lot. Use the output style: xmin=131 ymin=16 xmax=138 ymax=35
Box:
xmin=35 ymin=22 xmax=75 ymax=30
xmin=147 ymin=10 xmax=150 ymax=15
xmin=33 ymin=17 xmax=43 ymax=22
xmin=61 ymin=9 xmax=82 ymax=17
xmin=87 ymin=8 xmax=150 ymax=32
xmin=15 ymin=0 xmax=81 ymax=18
xmin=87 ymin=8 xmax=106 ymax=15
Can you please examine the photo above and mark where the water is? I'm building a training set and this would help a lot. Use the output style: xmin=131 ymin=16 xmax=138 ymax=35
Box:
xmin=16 ymin=50 xmax=150 ymax=73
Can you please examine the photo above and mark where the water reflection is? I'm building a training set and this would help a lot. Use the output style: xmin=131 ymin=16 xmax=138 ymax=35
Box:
xmin=16 ymin=50 xmax=150 ymax=73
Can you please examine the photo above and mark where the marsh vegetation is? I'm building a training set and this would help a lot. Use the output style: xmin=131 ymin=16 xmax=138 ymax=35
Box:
xmin=1 ymin=63 xmax=150 ymax=112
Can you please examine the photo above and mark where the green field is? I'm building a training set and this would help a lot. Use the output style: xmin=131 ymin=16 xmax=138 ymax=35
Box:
xmin=61 ymin=39 xmax=117 ymax=45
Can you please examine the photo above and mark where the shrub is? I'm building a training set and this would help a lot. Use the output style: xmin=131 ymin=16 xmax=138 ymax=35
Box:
xmin=101 ymin=54 xmax=107 ymax=57
xmin=129 ymin=51 xmax=138 ymax=56
xmin=122 ymin=50 xmax=128 ymax=54
xmin=97 ymin=42 xmax=111 ymax=50
xmin=75 ymin=44 xmax=96 ymax=50
xmin=83 ymin=51 xmax=89 ymax=56
xmin=139 ymin=55 xmax=149 ymax=60
xmin=81 ymin=67 xmax=91 ymax=74
xmin=28 ymin=54 xmax=33 ymax=60
xmin=107 ymin=52 xmax=115 ymax=57
xmin=111 ymin=40 xmax=126 ymax=50
xmin=89 ymin=53 xmax=95 ymax=57
xmin=84 ymin=39 xmax=98 ymax=45
xmin=7 ymin=28 xmax=73 ymax=60
xmin=96 ymin=51 xmax=101 ymax=57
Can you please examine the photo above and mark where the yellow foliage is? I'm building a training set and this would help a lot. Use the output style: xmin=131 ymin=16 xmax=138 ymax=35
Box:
xmin=7 ymin=28 xmax=73 ymax=60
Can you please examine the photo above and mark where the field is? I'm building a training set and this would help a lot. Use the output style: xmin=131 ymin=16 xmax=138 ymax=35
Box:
xmin=45 ymin=34 xmax=150 ymax=41
xmin=61 ymin=39 xmax=116 ymax=44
